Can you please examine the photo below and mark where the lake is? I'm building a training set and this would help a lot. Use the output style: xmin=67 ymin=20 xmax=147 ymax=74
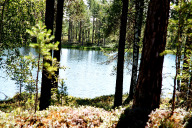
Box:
xmin=0 ymin=48 xmax=175 ymax=100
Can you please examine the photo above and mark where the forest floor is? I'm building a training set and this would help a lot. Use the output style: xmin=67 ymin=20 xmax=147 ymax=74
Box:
xmin=0 ymin=92 xmax=191 ymax=127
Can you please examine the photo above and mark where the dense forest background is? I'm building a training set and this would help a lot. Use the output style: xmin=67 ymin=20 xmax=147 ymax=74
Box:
xmin=0 ymin=0 xmax=192 ymax=127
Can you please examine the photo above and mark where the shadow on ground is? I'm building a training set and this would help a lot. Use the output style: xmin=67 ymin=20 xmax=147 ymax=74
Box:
xmin=116 ymin=107 xmax=150 ymax=128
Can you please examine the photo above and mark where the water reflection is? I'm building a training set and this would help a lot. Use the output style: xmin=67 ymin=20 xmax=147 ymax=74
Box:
xmin=0 ymin=48 xmax=175 ymax=100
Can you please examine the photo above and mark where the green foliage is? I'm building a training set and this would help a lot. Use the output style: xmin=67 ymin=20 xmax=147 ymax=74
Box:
xmin=1 ymin=49 xmax=36 ymax=94
xmin=26 ymin=21 xmax=60 ymax=78
xmin=1 ymin=0 xmax=45 ymax=49
xmin=104 ymin=0 xmax=122 ymax=37
xmin=167 ymin=1 xmax=192 ymax=50
xmin=66 ymin=0 xmax=87 ymax=20
xmin=50 ymin=79 xmax=69 ymax=106
xmin=25 ymin=94 xmax=36 ymax=111
xmin=0 ymin=92 xmax=32 ymax=112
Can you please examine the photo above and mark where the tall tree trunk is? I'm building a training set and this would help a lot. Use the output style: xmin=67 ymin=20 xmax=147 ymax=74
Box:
xmin=97 ymin=21 xmax=101 ymax=46
xmin=114 ymin=0 xmax=129 ymax=108
xmin=116 ymin=1 xmax=170 ymax=127
xmin=79 ymin=20 xmax=82 ymax=44
xmin=103 ymin=37 xmax=105 ymax=46
xmin=133 ymin=0 xmax=170 ymax=111
xmin=82 ymin=28 xmax=84 ymax=46
xmin=92 ymin=17 xmax=95 ymax=44
xmin=71 ymin=21 xmax=73 ymax=43
xmin=53 ymin=0 xmax=64 ymax=88
xmin=172 ymin=50 xmax=178 ymax=114
xmin=39 ymin=0 xmax=55 ymax=111
xmin=0 ymin=0 xmax=9 ymax=44
xmin=88 ymin=28 xmax=90 ymax=43
xmin=76 ymin=23 xmax=78 ymax=41
xmin=176 ymin=40 xmax=182 ymax=91
xmin=183 ymin=28 xmax=192 ymax=110
xmin=35 ymin=49 xmax=41 ymax=113
xmin=182 ymin=30 xmax=190 ymax=89
xmin=125 ymin=0 xmax=144 ymax=104
xmin=95 ymin=19 xmax=98 ymax=44
xmin=176 ymin=1 xmax=185 ymax=91
xmin=86 ymin=30 xmax=88 ymax=43
xmin=68 ymin=20 xmax=70 ymax=43
xmin=68 ymin=19 xmax=72 ymax=43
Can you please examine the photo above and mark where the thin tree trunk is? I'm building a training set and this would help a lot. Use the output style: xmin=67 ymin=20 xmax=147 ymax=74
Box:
xmin=125 ymin=0 xmax=144 ymax=104
xmin=76 ymin=23 xmax=78 ymax=41
xmin=88 ymin=28 xmax=90 ymax=43
xmin=53 ymin=0 xmax=64 ymax=88
xmin=95 ymin=19 xmax=97 ymax=44
xmin=97 ymin=21 xmax=101 ymax=46
xmin=35 ymin=51 xmax=40 ymax=113
xmin=176 ymin=3 xmax=184 ymax=91
xmin=176 ymin=46 xmax=181 ymax=90
xmin=68 ymin=19 xmax=72 ymax=43
xmin=183 ymin=28 xmax=192 ymax=110
xmin=82 ymin=28 xmax=84 ymax=46
xmin=71 ymin=21 xmax=73 ymax=43
xmin=104 ymin=37 xmax=105 ymax=46
xmin=172 ymin=52 xmax=177 ymax=115
xmin=114 ymin=0 xmax=129 ymax=108
xmin=0 ymin=0 xmax=9 ymax=44
xmin=86 ymin=30 xmax=87 ymax=43
xmin=133 ymin=0 xmax=170 ymax=111
xmin=68 ymin=20 xmax=70 ymax=43
xmin=92 ymin=17 xmax=95 ymax=44
xmin=79 ymin=21 xmax=82 ymax=44
xmin=182 ymin=30 xmax=190 ymax=89
xmin=39 ymin=0 xmax=55 ymax=111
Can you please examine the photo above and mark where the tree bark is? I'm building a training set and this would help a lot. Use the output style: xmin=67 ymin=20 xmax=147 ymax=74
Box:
xmin=76 ymin=23 xmax=78 ymax=41
xmin=35 ymin=48 xmax=41 ymax=113
xmin=82 ymin=28 xmax=84 ymax=46
xmin=176 ymin=3 xmax=185 ymax=91
xmin=71 ymin=21 xmax=73 ymax=43
xmin=114 ymin=0 xmax=129 ymax=108
xmin=124 ymin=0 xmax=144 ymax=104
xmin=68 ymin=19 xmax=72 ymax=43
xmin=133 ymin=0 xmax=170 ymax=111
xmin=39 ymin=0 xmax=55 ymax=111
xmin=92 ymin=17 xmax=95 ymax=44
xmin=95 ymin=18 xmax=98 ymax=44
xmin=79 ymin=21 xmax=82 ymax=44
xmin=53 ymin=0 xmax=64 ymax=88
xmin=88 ymin=29 xmax=90 ymax=43
xmin=97 ymin=21 xmax=101 ymax=46
xmin=0 ymin=0 xmax=9 ymax=44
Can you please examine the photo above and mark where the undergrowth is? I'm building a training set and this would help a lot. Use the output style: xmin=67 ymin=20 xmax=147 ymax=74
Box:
xmin=0 ymin=93 xmax=192 ymax=127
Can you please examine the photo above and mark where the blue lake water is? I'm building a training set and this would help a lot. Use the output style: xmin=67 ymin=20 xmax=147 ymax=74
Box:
xmin=0 ymin=48 xmax=175 ymax=100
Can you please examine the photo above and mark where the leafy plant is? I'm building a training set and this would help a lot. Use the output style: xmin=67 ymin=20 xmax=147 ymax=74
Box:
xmin=50 ymin=79 xmax=68 ymax=106
xmin=26 ymin=21 xmax=60 ymax=112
